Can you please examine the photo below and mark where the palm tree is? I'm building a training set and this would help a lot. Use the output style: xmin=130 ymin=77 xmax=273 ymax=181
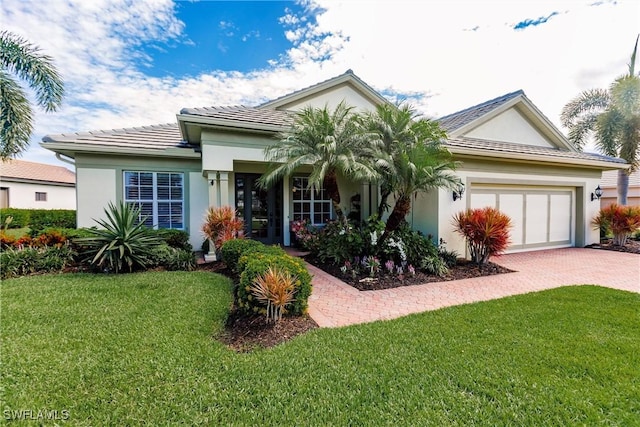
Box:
xmin=259 ymin=101 xmax=377 ymax=222
xmin=561 ymin=36 xmax=640 ymax=205
xmin=0 ymin=31 xmax=64 ymax=159
xmin=370 ymin=107 xmax=461 ymax=244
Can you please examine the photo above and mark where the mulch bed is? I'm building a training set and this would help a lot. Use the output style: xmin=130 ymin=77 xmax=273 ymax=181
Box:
xmin=304 ymin=257 xmax=515 ymax=291
xmin=585 ymin=239 xmax=640 ymax=255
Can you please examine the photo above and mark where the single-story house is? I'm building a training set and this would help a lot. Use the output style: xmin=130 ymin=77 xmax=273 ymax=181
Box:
xmin=0 ymin=159 xmax=76 ymax=210
xmin=600 ymin=169 xmax=640 ymax=208
xmin=41 ymin=70 xmax=627 ymax=256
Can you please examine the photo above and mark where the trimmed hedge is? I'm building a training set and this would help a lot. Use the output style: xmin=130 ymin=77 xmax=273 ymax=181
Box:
xmin=0 ymin=208 xmax=75 ymax=230
xmin=236 ymin=244 xmax=287 ymax=274
xmin=238 ymin=253 xmax=312 ymax=316
xmin=220 ymin=239 xmax=263 ymax=272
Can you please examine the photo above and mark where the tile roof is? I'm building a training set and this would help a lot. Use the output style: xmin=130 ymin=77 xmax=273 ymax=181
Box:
xmin=601 ymin=169 xmax=640 ymax=187
xmin=0 ymin=158 xmax=75 ymax=184
xmin=179 ymin=105 xmax=293 ymax=127
xmin=446 ymin=137 xmax=626 ymax=165
xmin=42 ymin=123 xmax=190 ymax=151
xmin=438 ymin=90 xmax=524 ymax=132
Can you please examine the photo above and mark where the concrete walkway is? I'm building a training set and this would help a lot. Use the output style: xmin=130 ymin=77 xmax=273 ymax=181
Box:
xmin=306 ymin=248 xmax=640 ymax=328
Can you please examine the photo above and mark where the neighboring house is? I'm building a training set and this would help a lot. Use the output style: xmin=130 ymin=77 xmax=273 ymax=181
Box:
xmin=0 ymin=159 xmax=76 ymax=210
xmin=41 ymin=70 xmax=627 ymax=255
xmin=600 ymin=170 xmax=640 ymax=208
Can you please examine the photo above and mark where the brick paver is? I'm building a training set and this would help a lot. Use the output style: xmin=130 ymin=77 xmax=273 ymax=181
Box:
xmin=305 ymin=248 xmax=640 ymax=328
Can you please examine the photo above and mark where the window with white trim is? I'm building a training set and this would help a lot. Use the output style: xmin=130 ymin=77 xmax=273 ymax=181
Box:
xmin=124 ymin=171 xmax=184 ymax=229
xmin=292 ymin=176 xmax=332 ymax=225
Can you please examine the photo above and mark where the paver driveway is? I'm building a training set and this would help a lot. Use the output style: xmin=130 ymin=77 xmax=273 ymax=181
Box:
xmin=307 ymin=248 xmax=640 ymax=328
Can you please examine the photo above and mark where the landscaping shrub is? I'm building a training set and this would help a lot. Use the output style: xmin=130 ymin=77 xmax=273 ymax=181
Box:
xmin=251 ymin=266 xmax=297 ymax=322
xmin=155 ymin=229 xmax=192 ymax=251
xmin=453 ymin=207 xmax=512 ymax=267
xmin=592 ymin=204 xmax=640 ymax=246
xmin=220 ymin=239 xmax=263 ymax=271
xmin=238 ymin=253 xmax=312 ymax=316
xmin=29 ymin=209 xmax=76 ymax=231
xmin=0 ymin=244 xmax=76 ymax=279
xmin=0 ymin=208 xmax=30 ymax=228
xmin=202 ymin=206 xmax=244 ymax=252
xmin=316 ymin=220 xmax=364 ymax=265
xmin=236 ymin=244 xmax=286 ymax=274
xmin=75 ymin=202 xmax=162 ymax=273
xmin=0 ymin=232 xmax=16 ymax=249
xmin=290 ymin=218 xmax=321 ymax=253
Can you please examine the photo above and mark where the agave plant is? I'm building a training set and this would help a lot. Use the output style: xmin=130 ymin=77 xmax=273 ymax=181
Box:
xmin=76 ymin=201 xmax=162 ymax=273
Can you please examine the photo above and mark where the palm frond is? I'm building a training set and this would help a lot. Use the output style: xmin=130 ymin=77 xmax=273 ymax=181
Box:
xmin=0 ymin=70 xmax=32 ymax=159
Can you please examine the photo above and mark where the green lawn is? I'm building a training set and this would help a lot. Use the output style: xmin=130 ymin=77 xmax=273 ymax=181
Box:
xmin=1 ymin=272 xmax=638 ymax=425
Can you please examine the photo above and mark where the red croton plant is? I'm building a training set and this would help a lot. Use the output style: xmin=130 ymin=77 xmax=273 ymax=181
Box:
xmin=453 ymin=207 xmax=512 ymax=268
xmin=202 ymin=206 xmax=245 ymax=251
xmin=592 ymin=204 xmax=640 ymax=246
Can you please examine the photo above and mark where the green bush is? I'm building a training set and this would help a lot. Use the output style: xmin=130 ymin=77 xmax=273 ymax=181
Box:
xmin=0 ymin=208 xmax=31 ymax=228
xmin=155 ymin=229 xmax=192 ymax=251
xmin=238 ymin=253 xmax=312 ymax=316
xmin=220 ymin=239 xmax=263 ymax=271
xmin=29 ymin=210 xmax=76 ymax=231
xmin=144 ymin=243 xmax=196 ymax=272
xmin=236 ymin=244 xmax=286 ymax=274
xmin=0 ymin=245 xmax=76 ymax=279
xmin=316 ymin=220 xmax=364 ymax=265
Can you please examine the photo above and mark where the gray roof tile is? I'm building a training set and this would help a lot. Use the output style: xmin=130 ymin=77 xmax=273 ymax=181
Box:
xmin=446 ymin=137 xmax=626 ymax=164
xmin=179 ymin=105 xmax=293 ymax=127
xmin=438 ymin=90 xmax=524 ymax=132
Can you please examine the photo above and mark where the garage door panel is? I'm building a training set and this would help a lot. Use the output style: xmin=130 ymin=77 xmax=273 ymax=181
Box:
xmin=499 ymin=194 xmax=524 ymax=245
xmin=525 ymin=194 xmax=549 ymax=245
xmin=549 ymin=194 xmax=572 ymax=242
xmin=470 ymin=193 xmax=496 ymax=210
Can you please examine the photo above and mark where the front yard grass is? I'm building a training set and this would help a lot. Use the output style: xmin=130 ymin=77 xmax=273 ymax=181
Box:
xmin=1 ymin=272 xmax=638 ymax=425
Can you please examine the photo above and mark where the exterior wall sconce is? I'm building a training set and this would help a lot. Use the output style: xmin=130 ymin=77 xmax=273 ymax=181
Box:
xmin=591 ymin=185 xmax=603 ymax=201
xmin=453 ymin=183 xmax=465 ymax=201
xmin=210 ymin=180 xmax=215 ymax=186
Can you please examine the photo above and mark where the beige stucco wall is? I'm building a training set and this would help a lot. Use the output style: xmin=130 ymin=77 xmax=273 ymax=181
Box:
xmin=283 ymin=84 xmax=378 ymax=112
xmin=0 ymin=180 xmax=76 ymax=209
xmin=466 ymin=108 xmax=554 ymax=147
xmin=76 ymin=167 xmax=116 ymax=228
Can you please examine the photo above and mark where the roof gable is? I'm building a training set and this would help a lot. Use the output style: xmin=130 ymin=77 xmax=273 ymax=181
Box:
xmin=439 ymin=90 xmax=575 ymax=151
xmin=258 ymin=69 xmax=389 ymax=111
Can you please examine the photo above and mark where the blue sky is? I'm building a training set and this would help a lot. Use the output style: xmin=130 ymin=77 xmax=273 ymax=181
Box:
xmin=1 ymin=0 xmax=638 ymax=167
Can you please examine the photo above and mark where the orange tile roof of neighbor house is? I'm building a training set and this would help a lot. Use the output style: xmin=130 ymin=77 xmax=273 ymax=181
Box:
xmin=0 ymin=159 xmax=75 ymax=185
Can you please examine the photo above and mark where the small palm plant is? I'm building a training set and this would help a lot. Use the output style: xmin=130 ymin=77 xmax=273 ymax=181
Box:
xmin=251 ymin=266 xmax=297 ymax=323
xmin=453 ymin=207 xmax=512 ymax=268
xmin=76 ymin=201 xmax=162 ymax=273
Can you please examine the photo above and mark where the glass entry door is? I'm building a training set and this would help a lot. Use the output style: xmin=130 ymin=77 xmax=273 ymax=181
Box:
xmin=235 ymin=174 xmax=282 ymax=244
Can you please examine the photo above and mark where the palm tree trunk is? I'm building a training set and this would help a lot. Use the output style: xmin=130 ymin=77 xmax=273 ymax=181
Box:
xmin=323 ymin=171 xmax=344 ymax=222
xmin=377 ymin=189 xmax=391 ymax=219
xmin=617 ymin=169 xmax=629 ymax=206
xmin=379 ymin=194 xmax=411 ymax=245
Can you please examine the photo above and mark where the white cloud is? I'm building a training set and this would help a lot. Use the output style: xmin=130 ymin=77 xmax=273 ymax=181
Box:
xmin=1 ymin=0 xmax=638 ymax=166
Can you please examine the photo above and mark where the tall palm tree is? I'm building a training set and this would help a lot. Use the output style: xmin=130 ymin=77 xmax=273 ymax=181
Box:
xmin=0 ymin=31 xmax=64 ymax=159
xmin=259 ymin=101 xmax=377 ymax=222
xmin=372 ymin=112 xmax=461 ymax=244
xmin=561 ymin=36 xmax=640 ymax=205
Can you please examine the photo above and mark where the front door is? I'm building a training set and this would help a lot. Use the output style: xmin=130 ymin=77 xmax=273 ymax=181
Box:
xmin=235 ymin=174 xmax=282 ymax=244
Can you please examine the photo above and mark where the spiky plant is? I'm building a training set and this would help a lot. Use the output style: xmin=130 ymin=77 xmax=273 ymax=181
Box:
xmin=453 ymin=207 xmax=512 ymax=268
xmin=251 ymin=266 xmax=297 ymax=322
xmin=592 ymin=204 xmax=640 ymax=246
xmin=75 ymin=202 xmax=162 ymax=273
xmin=0 ymin=31 xmax=64 ymax=159
xmin=202 ymin=205 xmax=244 ymax=251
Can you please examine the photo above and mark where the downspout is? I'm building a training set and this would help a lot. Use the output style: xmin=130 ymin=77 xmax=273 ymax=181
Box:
xmin=56 ymin=153 xmax=75 ymax=166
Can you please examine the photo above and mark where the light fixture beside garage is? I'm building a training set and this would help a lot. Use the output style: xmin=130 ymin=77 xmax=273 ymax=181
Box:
xmin=453 ymin=183 xmax=465 ymax=201
xmin=591 ymin=185 xmax=603 ymax=201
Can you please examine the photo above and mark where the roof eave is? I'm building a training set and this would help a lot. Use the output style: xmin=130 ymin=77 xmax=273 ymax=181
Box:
xmin=450 ymin=146 xmax=629 ymax=170
xmin=41 ymin=142 xmax=201 ymax=159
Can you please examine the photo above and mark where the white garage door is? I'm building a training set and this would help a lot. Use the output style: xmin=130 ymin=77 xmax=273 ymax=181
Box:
xmin=470 ymin=187 xmax=574 ymax=251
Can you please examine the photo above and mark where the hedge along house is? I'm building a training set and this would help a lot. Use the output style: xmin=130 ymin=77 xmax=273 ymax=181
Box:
xmin=41 ymin=70 xmax=627 ymax=255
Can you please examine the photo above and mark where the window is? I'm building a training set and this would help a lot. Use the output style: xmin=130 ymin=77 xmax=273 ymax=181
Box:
xmin=35 ymin=192 xmax=47 ymax=202
xmin=291 ymin=176 xmax=332 ymax=225
xmin=124 ymin=171 xmax=184 ymax=229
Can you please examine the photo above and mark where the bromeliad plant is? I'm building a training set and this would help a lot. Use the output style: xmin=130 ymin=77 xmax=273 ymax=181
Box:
xmin=592 ymin=204 xmax=640 ymax=246
xmin=76 ymin=202 xmax=162 ymax=273
xmin=453 ymin=207 xmax=512 ymax=268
